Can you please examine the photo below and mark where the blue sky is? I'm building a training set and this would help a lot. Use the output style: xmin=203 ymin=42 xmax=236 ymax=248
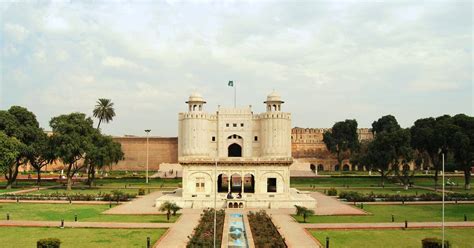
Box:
xmin=1 ymin=0 xmax=472 ymax=136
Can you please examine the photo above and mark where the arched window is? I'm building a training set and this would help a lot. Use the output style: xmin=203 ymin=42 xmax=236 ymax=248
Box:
xmin=318 ymin=164 xmax=324 ymax=171
xmin=343 ymin=164 xmax=350 ymax=171
xmin=228 ymin=143 xmax=242 ymax=157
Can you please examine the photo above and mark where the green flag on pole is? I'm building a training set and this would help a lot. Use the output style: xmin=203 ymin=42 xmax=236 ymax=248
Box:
xmin=228 ymin=81 xmax=234 ymax=87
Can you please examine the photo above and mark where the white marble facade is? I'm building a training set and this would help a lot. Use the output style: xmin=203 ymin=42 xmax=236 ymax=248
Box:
xmin=156 ymin=91 xmax=316 ymax=209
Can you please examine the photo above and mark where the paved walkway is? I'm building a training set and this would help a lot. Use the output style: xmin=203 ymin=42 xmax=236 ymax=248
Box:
xmin=269 ymin=211 xmax=321 ymax=248
xmin=302 ymin=221 xmax=474 ymax=230
xmin=156 ymin=209 xmax=202 ymax=248
xmin=0 ymin=220 xmax=172 ymax=229
xmin=309 ymin=192 xmax=366 ymax=215
xmin=104 ymin=191 xmax=164 ymax=214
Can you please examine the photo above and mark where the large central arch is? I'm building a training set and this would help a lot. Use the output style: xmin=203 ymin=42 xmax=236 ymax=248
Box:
xmin=228 ymin=143 xmax=242 ymax=157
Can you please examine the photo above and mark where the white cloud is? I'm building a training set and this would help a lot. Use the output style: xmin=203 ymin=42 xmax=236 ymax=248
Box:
xmin=1 ymin=1 xmax=472 ymax=135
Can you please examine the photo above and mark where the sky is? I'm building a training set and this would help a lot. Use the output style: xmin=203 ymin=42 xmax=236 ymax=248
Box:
xmin=1 ymin=0 xmax=472 ymax=137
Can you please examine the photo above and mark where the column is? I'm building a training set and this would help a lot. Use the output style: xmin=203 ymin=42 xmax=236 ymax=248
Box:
xmin=228 ymin=174 xmax=231 ymax=193
xmin=241 ymin=172 xmax=244 ymax=194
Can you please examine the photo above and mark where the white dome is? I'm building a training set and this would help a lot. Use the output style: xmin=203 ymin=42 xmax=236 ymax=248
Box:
xmin=265 ymin=90 xmax=283 ymax=103
xmin=186 ymin=92 xmax=206 ymax=103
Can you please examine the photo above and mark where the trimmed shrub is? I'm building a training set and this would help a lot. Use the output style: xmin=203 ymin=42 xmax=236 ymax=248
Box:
xmin=327 ymin=188 xmax=338 ymax=196
xmin=138 ymin=188 xmax=146 ymax=195
xmin=37 ymin=238 xmax=61 ymax=248
xmin=422 ymin=237 xmax=450 ymax=248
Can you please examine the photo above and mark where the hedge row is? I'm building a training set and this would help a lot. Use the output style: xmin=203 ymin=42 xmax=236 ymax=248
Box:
xmin=0 ymin=191 xmax=136 ymax=202
xmin=187 ymin=209 xmax=225 ymax=248
xmin=339 ymin=191 xmax=474 ymax=202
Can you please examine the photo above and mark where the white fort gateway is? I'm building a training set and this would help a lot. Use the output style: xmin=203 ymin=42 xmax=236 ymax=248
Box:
xmin=156 ymin=91 xmax=316 ymax=209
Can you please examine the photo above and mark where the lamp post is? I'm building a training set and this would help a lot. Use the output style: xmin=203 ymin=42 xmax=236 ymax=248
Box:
xmin=145 ymin=129 xmax=151 ymax=184
xmin=442 ymin=153 xmax=445 ymax=248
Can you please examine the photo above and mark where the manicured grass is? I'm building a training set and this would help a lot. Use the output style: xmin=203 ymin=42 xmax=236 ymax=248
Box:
xmin=0 ymin=203 xmax=179 ymax=223
xmin=293 ymin=204 xmax=474 ymax=223
xmin=291 ymin=177 xmax=398 ymax=188
xmin=310 ymin=228 xmax=474 ymax=248
xmin=0 ymin=227 xmax=166 ymax=248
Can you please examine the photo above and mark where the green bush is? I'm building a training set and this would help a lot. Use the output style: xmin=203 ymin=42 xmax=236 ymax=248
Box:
xmin=422 ymin=237 xmax=450 ymax=248
xmin=138 ymin=188 xmax=145 ymax=195
xmin=327 ymin=188 xmax=338 ymax=196
xmin=37 ymin=238 xmax=61 ymax=248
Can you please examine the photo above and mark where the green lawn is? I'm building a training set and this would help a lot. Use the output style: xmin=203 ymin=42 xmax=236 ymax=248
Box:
xmin=0 ymin=203 xmax=179 ymax=223
xmin=291 ymin=177 xmax=397 ymax=188
xmin=310 ymin=228 xmax=473 ymax=248
xmin=293 ymin=204 xmax=474 ymax=223
xmin=0 ymin=227 xmax=166 ymax=248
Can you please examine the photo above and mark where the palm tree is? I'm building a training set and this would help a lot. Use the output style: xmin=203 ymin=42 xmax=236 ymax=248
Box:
xmin=159 ymin=201 xmax=174 ymax=222
xmin=93 ymin=98 xmax=116 ymax=129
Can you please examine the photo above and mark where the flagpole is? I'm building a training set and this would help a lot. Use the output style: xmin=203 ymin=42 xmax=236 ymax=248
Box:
xmin=234 ymin=81 xmax=236 ymax=108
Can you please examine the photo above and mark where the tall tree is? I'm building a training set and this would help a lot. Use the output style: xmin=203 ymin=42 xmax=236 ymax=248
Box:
xmin=360 ymin=116 xmax=413 ymax=188
xmin=451 ymin=114 xmax=474 ymax=190
xmin=0 ymin=106 xmax=42 ymax=189
xmin=50 ymin=113 xmax=95 ymax=190
xmin=371 ymin=115 xmax=401 ymax=134
xmin=0 ymin=132 xmax=23 ymax=184
xmin=323 ymin=119 xmax=359 ymax=171
xmin=411 ymin=115 xmax=459 ymax=188
xmin=93 ymin=98 xmax=116 ymax=129
xmin=27 ymin=131 xmax=56 ymax=185
xmin=85 ymin=131 xmax=124 ymax=187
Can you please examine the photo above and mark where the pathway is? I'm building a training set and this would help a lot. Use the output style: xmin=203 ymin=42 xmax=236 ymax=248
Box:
xmin=309 ymin=192 xmax=366 ymax=215
xmin=0 ymin=220 xmax=172 ymax=229
xmin=269 ymin=210 xmax=321 ymax=248
xmin=302 ymin=221 xmax=474 ymax=230
xmin=156 ymin=209 xmax=202 ymax=248
xmin=0 ymin=185 xmax=59 ymax=195
xmin=104 ymin=191 xmax=164 ymax=214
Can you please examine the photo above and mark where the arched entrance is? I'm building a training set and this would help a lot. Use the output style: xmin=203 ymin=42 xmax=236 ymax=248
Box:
xmin=217 ymin=174 xmax=229 ymax=193
xmin=317 ymin=164 xmax=324 ymax=171
xmin=228 ymin=143 xmax=242 ymax=157
xmin=243 ymin=174 xmax=255 ymax=193
xmin=230 ymin=174 xmax=242 ymax=193
xmin=334 ymin=164 xmax=340 ymax=171
xmin=343 ymin=164 xmax=350 ymax=171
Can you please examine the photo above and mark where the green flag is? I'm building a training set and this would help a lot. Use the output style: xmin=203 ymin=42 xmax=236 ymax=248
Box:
xmin=228 ymin=81 xmax=234 ymax=87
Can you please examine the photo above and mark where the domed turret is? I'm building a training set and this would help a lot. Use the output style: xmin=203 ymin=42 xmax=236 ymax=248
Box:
xmin=264 ymin=90 xmax=284 ymax=112
xmin=186 ymin=92 xmax=206 ymax=112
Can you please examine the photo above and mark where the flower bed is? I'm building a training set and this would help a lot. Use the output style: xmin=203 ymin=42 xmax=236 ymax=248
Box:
xmin=187 ymin=209 xmax=225 ymax=248
xmin=248 ymin=210 xmax=287 ymax=248
xmin=339 ymin=191 xmax=474 ymax=202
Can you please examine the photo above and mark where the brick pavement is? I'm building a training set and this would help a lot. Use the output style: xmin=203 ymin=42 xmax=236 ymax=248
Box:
xmin=0 ymin=220 xmax=172 ymax=229
xmin=302 ymin=221 xmax=474 ymax=230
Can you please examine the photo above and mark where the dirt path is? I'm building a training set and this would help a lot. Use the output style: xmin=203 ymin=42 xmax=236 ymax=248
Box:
xmin=104 ymin=191 xmax=163 ymax=214
xmin=155 ymin=209 xmax=202 ymax=248
xmin=269 ymin=211 xmax=321 ymax=248
xmin=0 ymin=220 xmax=172 ymax=229
xmin=309 ymin=192 xmax=366 ymax=215
xmin=302 ymin=221 xmax=474 ymax=230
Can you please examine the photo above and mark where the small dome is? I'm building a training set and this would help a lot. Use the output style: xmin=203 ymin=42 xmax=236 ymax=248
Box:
xmin=265 ymin=90 xmax=283 ymax=103
xmin=186 ymin=92 xmax=206 ymax=103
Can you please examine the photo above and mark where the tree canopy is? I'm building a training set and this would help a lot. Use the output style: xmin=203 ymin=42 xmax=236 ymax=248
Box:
xmin=323 ymin=119 xmax=359 ymax=170
xmin=93 ymin=98 xmax=116 ymax=129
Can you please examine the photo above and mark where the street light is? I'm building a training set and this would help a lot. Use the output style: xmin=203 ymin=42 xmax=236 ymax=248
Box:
xmin=442 ymin=153 xmax=445 ymax=248
xmin=145 ymin=129 xmax=151 ymax=184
